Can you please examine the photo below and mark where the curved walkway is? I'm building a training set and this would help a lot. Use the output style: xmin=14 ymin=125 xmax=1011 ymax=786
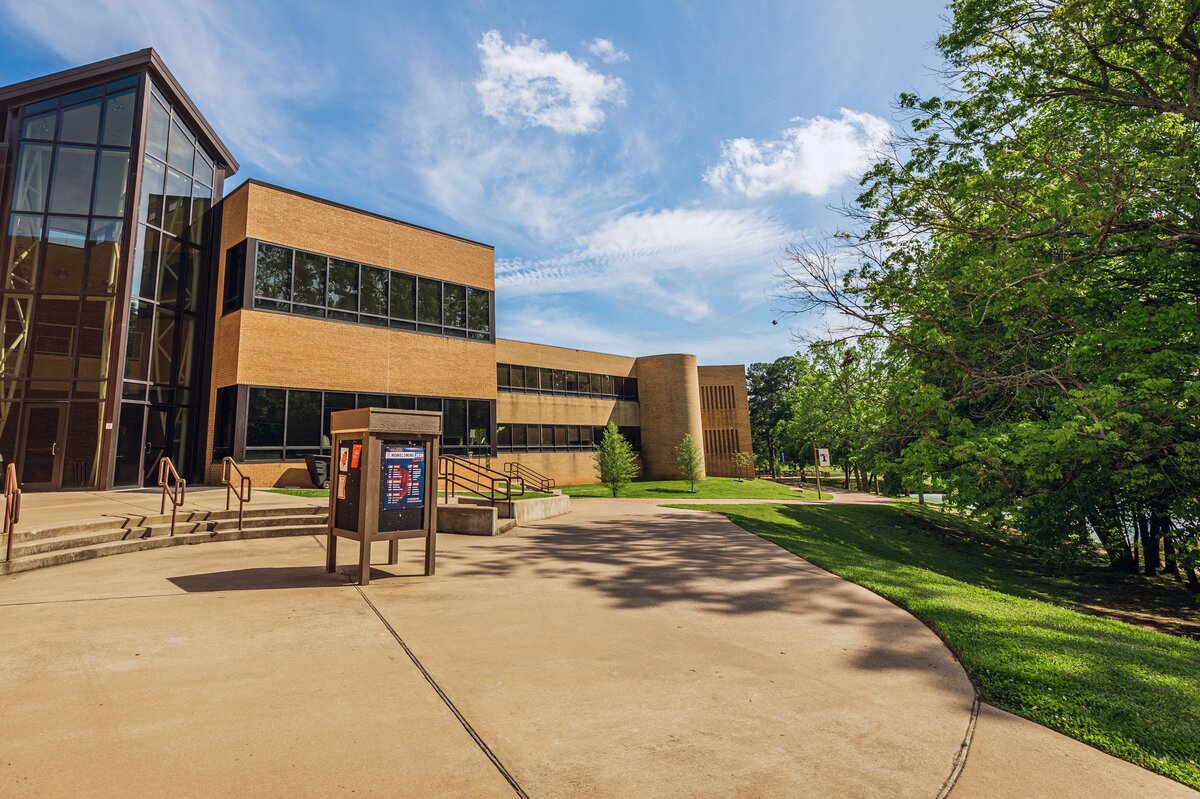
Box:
xmin=0 ymin=500 xmax=1191 ymax=797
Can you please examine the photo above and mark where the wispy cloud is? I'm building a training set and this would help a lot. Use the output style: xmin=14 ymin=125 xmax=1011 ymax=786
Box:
xmin=704 ymin=108 xmax=890 ymax=198
xmin=587 ymin=37 xmax=629 ymax=64
xmin=475 ymin=30 xmax=625 ymax=135
xmin=0 ymin=0 xmax=325 ymax=171
xmin=497 ymin=206 xmax=797 ymax=319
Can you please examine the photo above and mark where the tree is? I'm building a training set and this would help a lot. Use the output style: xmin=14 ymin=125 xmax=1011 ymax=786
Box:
xmin=747 ymin=357 xmax=797 ymax=478
xmin=730 ymin=450 xmax=755 ymax=478
xmin=781 ymin=0 xmax=1200 ymax=587
xmin=594 ymin=422 xmax=638 ymax=497
xmin=675 ymin=433 xmax=703 ymax=492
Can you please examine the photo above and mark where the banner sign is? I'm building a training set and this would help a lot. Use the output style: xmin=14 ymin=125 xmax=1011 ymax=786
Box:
xmin=382 ymin=445 xmax=426 ymax=511
xmin=817 ymin=448 xmax=831 ymax=468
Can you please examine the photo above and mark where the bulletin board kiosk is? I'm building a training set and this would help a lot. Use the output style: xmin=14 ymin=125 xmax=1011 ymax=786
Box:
xmin=324 ymin=407 xmax=441 ymax=585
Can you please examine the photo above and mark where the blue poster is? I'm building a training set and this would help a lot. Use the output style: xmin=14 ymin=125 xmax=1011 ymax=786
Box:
xmin=382 ymin=445 xmax=425 ymax=511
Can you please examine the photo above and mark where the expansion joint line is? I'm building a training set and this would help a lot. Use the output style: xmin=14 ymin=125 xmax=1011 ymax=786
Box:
xmin=313 ymin=537 xmax=528 ymax=798
xmin=937 ymin=691 xmax=981 ymax=799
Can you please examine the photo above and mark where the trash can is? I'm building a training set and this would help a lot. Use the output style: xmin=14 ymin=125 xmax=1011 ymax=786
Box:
xmin=304 ymin=454 xmax=331 ymax=489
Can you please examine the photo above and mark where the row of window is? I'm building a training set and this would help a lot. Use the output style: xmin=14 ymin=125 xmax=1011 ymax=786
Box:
xmin=497 ymin=363 xmax=638 ymax=400
xmin=214 ymin=386 xmax=495 ymax=462
xmin=224 ymin=241 xmax=493 ymax=341
xmin=497 ymin=423 xmax=641 ymax=452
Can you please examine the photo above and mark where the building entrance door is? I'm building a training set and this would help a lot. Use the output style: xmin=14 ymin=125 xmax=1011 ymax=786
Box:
xmin=20 ymin=404 xmax=66 ymax=490
xmin=142 ymin=407 xmax=171 ymax=486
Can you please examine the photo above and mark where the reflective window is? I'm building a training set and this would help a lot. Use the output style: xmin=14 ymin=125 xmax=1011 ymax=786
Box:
xmin=49 ymin=146 xmax=95 ymax=215
xmin=59 ymin=99 xmax=102 ymax=144
xmin=92 ymin=150 xmax=130 ymax=217
xmin=286 ymin=390 xmax=322 ymax=447
xmin=497 ymin=423 xmax=641 ymax=452
xmin=497 ymin=363 xmax=638 ymax=400
xmin=246 ymin=387 xmax=285 ymax=446
xmin=417 ymin=278 xmax=440 ymax=325
xmin=254 ymin=244 xmax=292 ymax=303
xmin=11 ymin=143 xmax=52 ymax=213
xmin=101 ymin=90 xmax=136 ymax=147
xmin=327 ymin=259 xmax=358 ymax=319
xmin=232 ymin=241 xmax=494 ymax=341
xmin=42 ymin=217 xmax=87 ymax=293
xmin=5 ymin=214 xmax=42 ymax=291
xmin=444 ymin=283 xmax=466 ymax=331
xmin=360 ymin=266 xmax=388 ymax=320
xmin=237 ymin=387 xmax=494 ymax=460
xmin=293 ymin=251 xmax=326 ymax=308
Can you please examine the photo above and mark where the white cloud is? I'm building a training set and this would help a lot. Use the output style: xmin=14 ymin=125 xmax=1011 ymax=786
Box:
xmin=587 ymin=37 xmax=629 ymax=64
xmin=475 ymin=30 xmax=625 ymax=134
xmin=497 ymin=206 xmax=796 ymax=319
xmin=0 ymin=0 xmax=325 ymax=171
xmin=389 ymin=63 xmax=646 ymax=246
xmin=704 ymin=108 xmax=891 ymax=199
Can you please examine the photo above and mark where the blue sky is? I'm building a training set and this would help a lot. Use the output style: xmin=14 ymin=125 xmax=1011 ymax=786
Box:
xmin=0 ymin=0 xmax=948 ymax=365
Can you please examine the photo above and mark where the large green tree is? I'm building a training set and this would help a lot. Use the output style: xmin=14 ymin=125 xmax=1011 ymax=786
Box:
xmin=784 ymin=0 xmax=1200 ymax=589
xmin=747 ymin=357 xmax=797 ymax=478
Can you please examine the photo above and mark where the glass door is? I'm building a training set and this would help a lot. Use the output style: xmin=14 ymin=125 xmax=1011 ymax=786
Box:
xmin=20 ymin=404 xmax=66 ymax=490
xmin=142 ymin=406 xmax=171 ymax=486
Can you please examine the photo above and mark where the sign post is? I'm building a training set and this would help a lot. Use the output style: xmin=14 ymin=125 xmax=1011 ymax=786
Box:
xmin=325 ymin=407 xmax=441 ymax=585
xmin=812 ymin=441 xmax=825 ymax=498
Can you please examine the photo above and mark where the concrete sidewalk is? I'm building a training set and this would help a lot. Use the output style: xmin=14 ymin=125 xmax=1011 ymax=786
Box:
xmin=0 ymin=500 xmax=1191 ymax=797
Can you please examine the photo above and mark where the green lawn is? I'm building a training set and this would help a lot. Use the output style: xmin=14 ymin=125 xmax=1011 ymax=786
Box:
xmin=264 ymin=488 xmax=556 ymax=501
xmin=677 ymin=502 xmax=1200 ymax=789
xmin=560 ymin=477 xmax=825 ymax=500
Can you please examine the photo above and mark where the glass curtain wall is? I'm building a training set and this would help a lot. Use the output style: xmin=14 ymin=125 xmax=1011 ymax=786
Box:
xmin=113 ymin=81 xmax=217 ymax=486
xmin=1 ymin=76 xmax=138 ymax=487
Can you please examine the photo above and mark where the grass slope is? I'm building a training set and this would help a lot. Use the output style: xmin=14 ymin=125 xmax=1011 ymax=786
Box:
xmin=560 ymin=477 xmax=824 ymax=500
xmin=680 ymin=502 xmax=1200 ymax=789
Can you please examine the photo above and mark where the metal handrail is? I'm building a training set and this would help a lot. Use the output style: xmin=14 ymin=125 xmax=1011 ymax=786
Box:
xmin=3 ymin=463 xmax=20 ymax=563
xmin=503 ymin=461 xmax=555 ymax=493
xmin=439 ymin=454 xmax=524 ymax=507
xmin=157 ymin=456 xmax=186 ymax=536
xmin=220 ymin=457 xmax=252 ymax=530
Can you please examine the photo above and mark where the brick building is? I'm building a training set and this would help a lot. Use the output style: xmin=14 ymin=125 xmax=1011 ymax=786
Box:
xmin=0 ymin=50 xmax=753 ymax=490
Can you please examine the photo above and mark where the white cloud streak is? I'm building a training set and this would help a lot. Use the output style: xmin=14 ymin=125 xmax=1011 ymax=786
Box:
xmin=704 ymin=108 xmax=891 ymax=198
xmin=475 ymin=30 xmax=625 ymax=134
xmin=497 ymin=206 xmax=797 ymax=320
xmin=587 ymin=37 xmax=629 ymax=63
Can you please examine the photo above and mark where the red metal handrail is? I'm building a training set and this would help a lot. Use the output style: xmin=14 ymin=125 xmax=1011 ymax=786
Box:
xmin=157 ymin=456 xmax=186 ymax=536
xmin=221 ymin=457 xmax=252 ymax=529
xmin=439 ymin=455 xmax=524 ymax=507
xmin=503 ymin=460 xmax=555 ymax=493
xmin=3 ymin=463 xmax=20 ymax=563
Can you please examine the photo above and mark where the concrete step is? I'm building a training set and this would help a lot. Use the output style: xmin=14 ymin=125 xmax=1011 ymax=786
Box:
xmin=15 ymin=526 xmax=149 ymax=556
xmin=210 ymin=513 xmax=327 ymax=532
xmin=1 ymin=523 xmax=330 ymax=576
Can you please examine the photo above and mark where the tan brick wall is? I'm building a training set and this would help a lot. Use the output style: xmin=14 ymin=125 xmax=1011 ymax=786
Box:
xmin=238 ymin=182 xmax=494 ymax=289
xmin=204 ymin=181 xmax=497 ymax=482
xmin=698 ymin=364 xmax=754 ymax=478
xmin=230 ymin=311 xmax=496 ymax=398
xmin=496 ymin=339 xmax=636 ymax=375
xmin=634 ymin=354 xmax=705 ymax=480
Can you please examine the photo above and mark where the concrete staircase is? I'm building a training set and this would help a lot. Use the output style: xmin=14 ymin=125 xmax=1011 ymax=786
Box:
xmin=0 ymin=504 xmax=328 ymax=576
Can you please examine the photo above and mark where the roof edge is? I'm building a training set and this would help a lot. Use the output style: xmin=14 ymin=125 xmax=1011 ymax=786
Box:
xmin=0 ymin=47 xmax=239 ymax=174
xmin=232 ymin=179 xmax=495 ymax=250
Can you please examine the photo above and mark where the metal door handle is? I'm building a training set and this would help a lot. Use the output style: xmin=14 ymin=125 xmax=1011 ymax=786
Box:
xmin=51 ymin=442 xmax=58 ymax=456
